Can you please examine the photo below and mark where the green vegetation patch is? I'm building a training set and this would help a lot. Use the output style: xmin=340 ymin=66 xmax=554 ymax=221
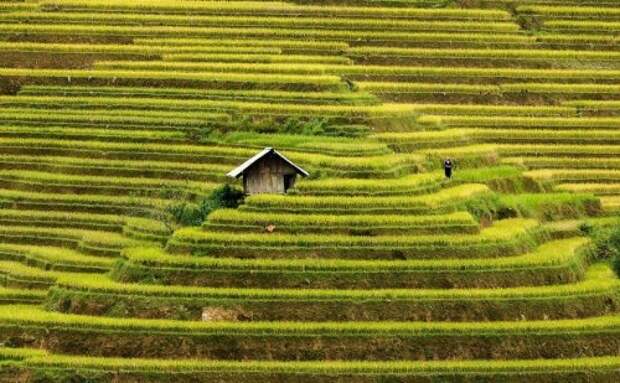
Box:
xmin=205 ymin=209 xmax=479 ymax=235
xmin=167 ymin=218 xmax=541 ymax=259
xmin=1 ymin=348 xmax=619 ymax=382
xmin=0 ymin=305 xmax=619 ymax=360
xmin=241 ymin=184 xmax=493 ymax=214
xmin=48 ymin=263 xmax=618 ymax=321
xmin=117 ymin=237 xmax=590 ymax=289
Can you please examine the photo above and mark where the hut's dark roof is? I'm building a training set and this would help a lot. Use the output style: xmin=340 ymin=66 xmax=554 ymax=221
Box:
xmin=226 ymin=147 xmax=309 ymax=178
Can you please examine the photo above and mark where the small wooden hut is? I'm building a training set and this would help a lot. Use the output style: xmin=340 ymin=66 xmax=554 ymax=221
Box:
xmin=227 ymin=147 xmax=309 ymax=195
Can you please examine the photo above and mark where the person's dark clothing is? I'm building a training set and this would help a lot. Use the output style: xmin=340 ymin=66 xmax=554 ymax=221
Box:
xmin=444 ymin=159 xmax=453 ymax=179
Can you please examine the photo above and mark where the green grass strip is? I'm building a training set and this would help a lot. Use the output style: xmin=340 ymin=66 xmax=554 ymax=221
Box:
xmin=0 ymin=347 xmax=45 ymax=361
xmin=0 ymin=125 xmax=187 ymax=142
xmin=212 ymin=132 xmax=390 ymax=157
xmin=293 ymin=171 xmax=443 ymax=195
xmin=18 ymin=85 xmax=375 ymax=105
xmin=0 ymin=107 xmax=231 ymax=127
xmin=337 ymin=65 xmax=620 ymax=81
xmin=0 ymin=95 xmax=415 ymax=119
xmin=498 ymin=144 xmax=620 ymax=158
xmin=526 ymin=169 xmax=620 ymax=183
xmin=0 ymin=154 xmax=232 ymax=181
xmin=40 ymin=1 xmax=510 ymax=20
xmin=0 ymin=67 xmax=344 ymax=89
xmin=0 ymin=304 xmax=619 ymax=335
xmin=1 ymin=345 xmax=616 ymax=375
xmin=0 ymin=24 xmax=535 ymax=44
xmin=556 ymin=183 xmax=620 ymax=196
xmin=122 ymin=237 xmax=589 ymax=273
xmin=0 ymin=244 xmax=114 ymax=271
xmin=407 ymin=103 xmax=576 ymax=117
xmin=243 ymin=184 xmax=491 ymax=211
xmin=518 ymin=5 xmax=620 ymax=18
xmin=55 ymin=263 xmax=617 ymax=301
xmin=206 ymin=209 xmax=477 ymax=234
xmin=238 ymin=181 xmax=498 ymax=213
xmin=437 ymin=116 xmax=620 ymax=129
xmin=544 ymin=20 xmax=620 ymax=32
xmin=0 ymin=260 xmax=99 ymax=289
xmin=0 ymin=169 xmax=215 ymax=194
xmin=0 ymin=12 xmax=520 ymax=32
xmin=0 ymin=41 xmax=281 ymax=55
xmin=349 ymin=46 xmax=620 ymax=60
xmin=93 ymin=60 xmax=331 ymax=75
xmin=134 ymin=38 xmax=349 ymax=51
xmin=168 ymin=218 xmax=539 ymax=259
xmin=564 ymin=100 xmax=620 ymax=111
xmin=504 ymin=156 xmax=620 ymax=170
xmin=18 ymin=354 xmax=620 ymax=375
xmin=162 ymin=53 xmax=352 ymax=65
xmin=0 ymin=284 xmax=46 ymax=301
xmin=0 ymin=226 xmax=139 ymax=251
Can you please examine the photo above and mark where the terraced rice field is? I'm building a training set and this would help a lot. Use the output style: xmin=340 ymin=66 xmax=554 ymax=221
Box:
xmin=0 ymin=0 xmax=618 ymax=381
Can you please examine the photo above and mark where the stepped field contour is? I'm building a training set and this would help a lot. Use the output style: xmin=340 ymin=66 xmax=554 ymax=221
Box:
xmin=0 ymin=0 xmax=619 ymax=381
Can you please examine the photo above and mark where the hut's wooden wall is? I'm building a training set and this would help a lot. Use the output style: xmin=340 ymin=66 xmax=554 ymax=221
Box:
xmin=243 ymin=154 xmax=297 ymax=194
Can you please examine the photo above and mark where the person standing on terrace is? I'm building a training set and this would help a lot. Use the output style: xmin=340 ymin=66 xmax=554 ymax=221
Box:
xmin=444 ymin=158 xmax=453 ymax=179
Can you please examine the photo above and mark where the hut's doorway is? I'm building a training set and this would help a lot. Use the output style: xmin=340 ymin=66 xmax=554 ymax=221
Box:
xmin=283 ymin=174 xmax=296 ymax=192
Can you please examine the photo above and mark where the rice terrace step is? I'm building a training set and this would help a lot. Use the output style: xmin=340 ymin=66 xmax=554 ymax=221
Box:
xmin=0 ymin=0 xmax=619 ymax=382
